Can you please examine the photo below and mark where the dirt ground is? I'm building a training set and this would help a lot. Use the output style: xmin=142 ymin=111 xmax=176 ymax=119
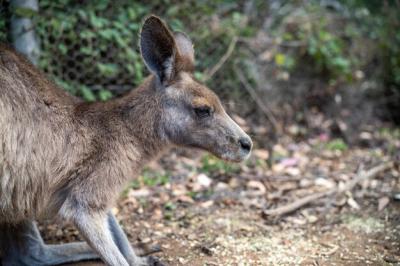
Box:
xmin=40 ymin=125 xmax=400 ymax=266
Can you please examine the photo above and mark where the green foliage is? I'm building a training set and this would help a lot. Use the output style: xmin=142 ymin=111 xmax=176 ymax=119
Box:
xmin=274 ymin=53 xmax=296 ymax=71
xmin=341 ymin=0 xmax=400 ymax=121
xmin=29 ymin=0 xmax=256 ymax=102
xmin=164 ymin=201 xmax=176 ymax=211
xmin=200 ymin=154 xmax=239 ymax=175
xmin=271 ymin=2 xmax=356 ymax=82
xmin=378 ymin=6 xmax=400 ymax=121
xmin=264 ymin=1 xmax=399 ymax=121
xmin=306 ymin=26 xmax=351 ymax=79
xmin=379 ymin=127 xmax=400 ymax=139
xmin=378 ymin=127 xmax=400 ymax=155
xmin=270 ymin=0 xmax=399 ymax=85
xmin=36 ymin=0 xmax=150 ymax=101
xmin=0 ymin=5 xmax=8 ymax=43
xmin=326 ymin=138 xmax=348 ymax=151
xmin=98 ymin=89 xmax=113 ymax=101
xmin=140 ymin=169 xmax=170 ymax=187
xmin=122 ymin=168 xmax=170 ymax=195
xmin=0 ymin=19 xmax=7 ymax=43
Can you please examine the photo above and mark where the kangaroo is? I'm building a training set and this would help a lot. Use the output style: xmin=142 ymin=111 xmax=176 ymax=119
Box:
xmin=0 ymin=15 xmax=252 ymax=266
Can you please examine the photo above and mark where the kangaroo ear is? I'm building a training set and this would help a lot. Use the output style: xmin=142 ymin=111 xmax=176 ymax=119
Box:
xmin=174 ymin=31 xmax=194 ymax=72
xmin=140 ymin=15 xmax=176 ymax=84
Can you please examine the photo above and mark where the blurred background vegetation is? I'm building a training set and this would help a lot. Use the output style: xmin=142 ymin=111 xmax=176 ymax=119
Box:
xmin=0 ymin=0 xmax=399 ymax=136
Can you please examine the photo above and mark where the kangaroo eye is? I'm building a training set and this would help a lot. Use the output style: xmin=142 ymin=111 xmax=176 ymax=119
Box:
xmin=194 ymin=106 xmax=212 ymax=118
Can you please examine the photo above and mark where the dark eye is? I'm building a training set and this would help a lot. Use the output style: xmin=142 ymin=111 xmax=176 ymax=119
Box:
xmin=194 ymin=106 xmax=212 ymax=118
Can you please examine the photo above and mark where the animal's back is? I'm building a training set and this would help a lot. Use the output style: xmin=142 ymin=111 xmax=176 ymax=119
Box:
xmin=0 ymin=44 xmax=78 ymax=223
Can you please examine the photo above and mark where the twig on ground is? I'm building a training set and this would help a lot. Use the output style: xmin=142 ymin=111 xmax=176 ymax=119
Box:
xmin=204 ymin=36 xmax=238 ymax=81
xmin=263 ymin=161 xmax=393 ymax=217
xmin=135 ymin=243 xmax=162 ymax=256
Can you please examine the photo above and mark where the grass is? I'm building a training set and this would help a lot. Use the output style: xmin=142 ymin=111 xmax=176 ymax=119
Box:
xmin=326 ymin=138 xmax=348 ymax=151
xmin=200 ymin=154 xmax=240 ymax=175
xmin=121 ymin=168 xmax=170 ymax=196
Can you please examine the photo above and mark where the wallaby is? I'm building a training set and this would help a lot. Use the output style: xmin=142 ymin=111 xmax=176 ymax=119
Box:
xmin=0 ymin=15 xmax=252 ymax=266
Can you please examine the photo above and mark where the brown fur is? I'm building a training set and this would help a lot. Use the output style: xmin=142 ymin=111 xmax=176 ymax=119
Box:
xmin=0 ymin=46 xmax=168 ymax=223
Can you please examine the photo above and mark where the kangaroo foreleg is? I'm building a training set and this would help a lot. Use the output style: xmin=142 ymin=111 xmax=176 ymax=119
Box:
xmin=107 ymin=212 xmax=165 ymax=266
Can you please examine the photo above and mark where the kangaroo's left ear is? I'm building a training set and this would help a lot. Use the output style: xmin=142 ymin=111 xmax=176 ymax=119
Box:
xmin=140 ymin=15 xmax=195 ymax=85
xmin=140 ymin=15 xmax=176 ymax=84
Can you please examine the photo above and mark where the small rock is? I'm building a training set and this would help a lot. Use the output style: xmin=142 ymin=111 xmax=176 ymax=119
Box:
xmin=200 ymin=200 xmax=214 ymax=208
xmin=286 ymin=167 xmax=300 ymax=176
xmin=196 ymin=173 xmax=212 ymax=187
xmin=178 ymin=257 xmax=187 ymax=264
xmin=215 ymin=182 xmax=229 ymax=191
xmin=315 ymin=177 xmax=335 ymax=189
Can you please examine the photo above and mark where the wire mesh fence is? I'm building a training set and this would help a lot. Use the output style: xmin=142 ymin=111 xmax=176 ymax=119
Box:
xmin=35 ymin=2 xmax=153 ymax=100
xmin=0 ymin=1 xmax=252 ymax=102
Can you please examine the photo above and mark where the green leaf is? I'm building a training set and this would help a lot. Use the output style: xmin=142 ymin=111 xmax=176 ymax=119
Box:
xmin=97 ymin=63 xmax=118 ymax=77
xmin=98 ymin=29 xmax=115 ymax=40
xmin=79 ymin=86 xmax=96 ymax=102
xmin=326 ymin=139 xmax=348 ymax=151
xmin=275 ymin=53 xmax=286 ymax=67
xmin=98 ymin=89 xmax=113 ymax=101
xmin=58 ymin=44 xmax=67 ymax=55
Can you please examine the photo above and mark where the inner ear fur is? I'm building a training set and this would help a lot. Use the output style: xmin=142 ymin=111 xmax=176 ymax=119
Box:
xmin=140 ymin=15 xmax=176 ymax=83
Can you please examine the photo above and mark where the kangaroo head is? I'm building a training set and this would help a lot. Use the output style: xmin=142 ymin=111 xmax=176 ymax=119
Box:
xmin=139 ymin=16 xmax=252 ymax=162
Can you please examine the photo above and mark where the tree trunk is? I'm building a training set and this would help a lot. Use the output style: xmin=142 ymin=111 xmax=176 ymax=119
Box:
xmin=10 ymin=0 xmax=39 ymax=65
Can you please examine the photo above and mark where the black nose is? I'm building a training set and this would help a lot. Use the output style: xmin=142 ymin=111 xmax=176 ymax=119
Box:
xmin=238 ymin=137 xmax=252 ymax=152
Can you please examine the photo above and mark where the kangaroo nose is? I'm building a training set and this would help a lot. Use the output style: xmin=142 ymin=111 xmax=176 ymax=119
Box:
xmin=238 ymin=137 xmax=252 ymax=152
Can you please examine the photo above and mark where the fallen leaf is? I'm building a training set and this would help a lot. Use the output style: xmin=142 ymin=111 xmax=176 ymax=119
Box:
xmin=259 ymin=50 xmax=273 ymax=61
xmin=285 ymin=167 xmax=300 ymax=176
xmin=378 ymin=196 xmax=390 ymax=211
xmin=253 ymin=149 xmax=269 ymax=160
xmin=172 ymin=184 xmax=187 ymax=196
xmin=247 ymin=180 xmax=266 ymax=194
xmin=347 ymin=197 xmax=360 ymax=210
xmin=200 ymin=200 xmax=214 ymax=208
xmin=128 ymin=188 xmax=150 ymax=197
xmin=315 ymin=177 xmax=336 ymax=189
xmin=280 ymin=157 xmax=299 ymax=167
xmin=176 ymin=195 xmax=195 ymax=204
xmin=319 ymin=133 xmax=329 ymax=142
xmin=229 ymin=177 xmax=241 ymax=188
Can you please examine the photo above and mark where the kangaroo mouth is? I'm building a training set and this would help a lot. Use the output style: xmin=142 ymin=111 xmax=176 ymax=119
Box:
xmin=210 ymin=143 xmax=251 ymax=163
